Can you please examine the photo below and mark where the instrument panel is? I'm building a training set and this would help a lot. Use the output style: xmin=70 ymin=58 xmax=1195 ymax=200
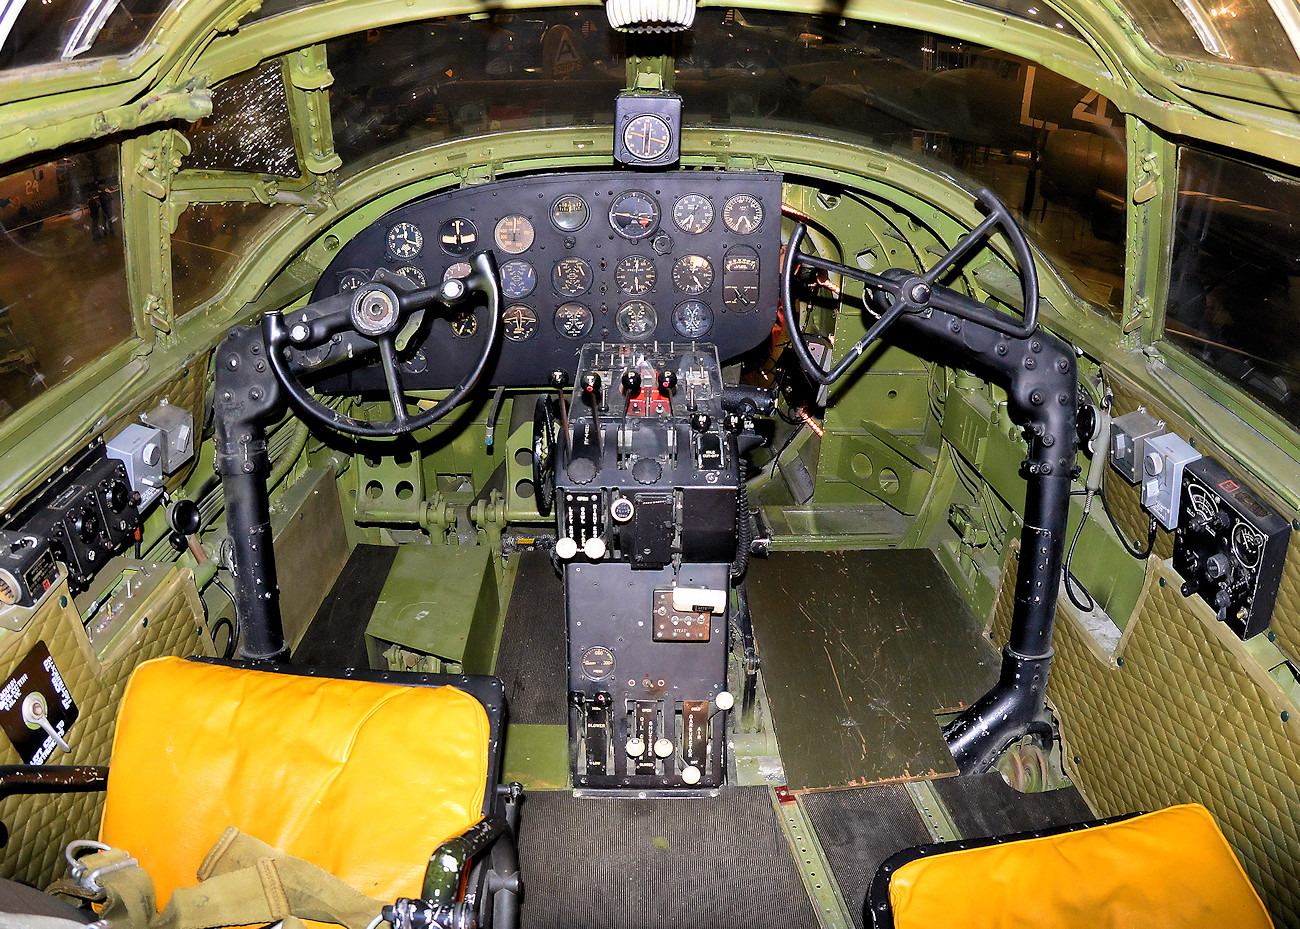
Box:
xmin=311 ymin=170 xmax=783 ymax=391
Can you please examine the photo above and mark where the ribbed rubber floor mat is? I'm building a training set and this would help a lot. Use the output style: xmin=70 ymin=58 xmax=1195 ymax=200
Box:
xmin=802 ymin=785 xmax=932 ymax=929
xmin=495 ymin=550 xmax=567 ymax=724
xmin=293 ymin=544 xmax=396 ymax=668
xmin=932 ymin=773 xmax=1094 ymax=839
xmin=517 ymin=787 xmax=817 ymax=929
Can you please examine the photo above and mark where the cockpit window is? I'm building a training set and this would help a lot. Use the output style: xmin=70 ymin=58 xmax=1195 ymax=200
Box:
xmin=325 ymin=9 xmax=1126 ymax=318
xmin=1165 ymin=147 xmax=1300 ymax=430
xmin=183 ymin=60 xmax=300 ymax=178
xmin=0 ymin=143 xmax=131 ymax=423
xmin=172 ymin=201 xmax=291 ymax=317
xmin=956 ymin=0 xmax=1081 ymax=35
xmin=1119 ymin=0 xmax=1300 ymax=73
xmin=0 ymin=0 xmax=167 ymax=70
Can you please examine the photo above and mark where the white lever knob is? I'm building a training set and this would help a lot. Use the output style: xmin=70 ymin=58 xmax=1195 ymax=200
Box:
xmin=653 ymin=738 xmax=674 ymax=758
xmin=625 ymin=737 xmax=646 ymax=758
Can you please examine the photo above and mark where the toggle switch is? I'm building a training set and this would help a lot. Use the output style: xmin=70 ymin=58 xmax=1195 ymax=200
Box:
xmin=21 ymin=693 xmax=70 ymax=754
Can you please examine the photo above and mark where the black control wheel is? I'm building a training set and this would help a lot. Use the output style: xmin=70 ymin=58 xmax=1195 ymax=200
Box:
xmin=264 ymin=251 xmax=503 ymax=438
xmin=780 ymin=188 xmax=1039 ymax=386
xmin=532 ymin=394 xmax=560 ymax=517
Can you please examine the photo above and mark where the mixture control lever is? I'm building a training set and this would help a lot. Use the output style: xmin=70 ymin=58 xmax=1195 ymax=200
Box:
xmin=581 ymin=371 xmax=603 ymax=450
xmin=549 ymin=369 xmax=572 ymax=453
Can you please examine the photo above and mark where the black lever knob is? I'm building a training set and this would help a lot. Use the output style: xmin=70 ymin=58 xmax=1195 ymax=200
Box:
xmin=657 ymin=370 xmax=678 ymax=395
xmin=168 ymin=499 xmax=202 ymax=536
xmin=581 ymin=372 xmax=602 ymax=403
xmin=691 ymin=413 xmax=711 ymax=432
xmin=621 ymin=369 xmax=642 ymax=399
xmin=549 ymin=369 xmax=570 ymax=391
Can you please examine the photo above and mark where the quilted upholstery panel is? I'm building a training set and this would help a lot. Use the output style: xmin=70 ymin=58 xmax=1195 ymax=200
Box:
xmin=0 ymin=568 xmax=205 ymax=888
xmin=987 ymin=557 xmax=1300 ymax=924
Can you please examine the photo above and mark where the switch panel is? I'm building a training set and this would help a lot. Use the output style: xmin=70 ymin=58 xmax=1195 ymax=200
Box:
xmin=1174 ymin=457 xmax=1290 ymax=640
xmin=1110 ymin=409 xmax=1165 ymax=483
xmin=1140 ymin=432 xmax=1201 ymax=530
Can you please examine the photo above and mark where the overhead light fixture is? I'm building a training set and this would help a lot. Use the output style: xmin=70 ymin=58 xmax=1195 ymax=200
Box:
xmin=605 ymin=0 xmax=695 ymax=32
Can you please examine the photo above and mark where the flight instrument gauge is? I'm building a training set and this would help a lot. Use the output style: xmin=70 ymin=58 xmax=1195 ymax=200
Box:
xmin=723 ymin=247 xmax=760 ymax=312
xmin=673 ymin=194 xmax=714 ymax=234
xmin=580 ymin=645 xmax=615 ymax=682
xmin=494 ymin=214 xmax=535 ymax=254
xmin=1233 ymin=522 xmax=1265 ymax=569
xmin=553 ymin=257 xmax=593 ymax=296
xmin=672 ymin=255 xmax=713 ymax=294
xmin=503 ymin=305 xmax=538 ymax=342
xmin=609 ymin=191 xmax=660 ymax=240
xmin=616 ymin=300 xmax=657 ymax=339
xmin=672 ymin=301 xmax=714 ymax=338
xmin=443 ymin=262 xmax=472 ymax=281
xmin=501 ymin=259 xmax=537 ymax=299
xmin=615 ymin=255 xmax=656 ymax=295
xmin=337 ymin=270 xmax=369 ymax=293
xmin=551 ymin=195 xmax=589 ymax=232
xmin=722 ymin=194 xmax=764 ymax=234
xmin=622 ymin=114 xmax=672 ymax=162
xmin=439 ymin=218 xmax=477 ymax=255
xmin=554 ymin=302 xmax=594 ymax=339
xmin=386 ymin=221 xmax=423 ymax=259
xmin=396 ymin=266 xmax=426 ymax=287
xmin=450 ymin=311 xmax=478 ymax=339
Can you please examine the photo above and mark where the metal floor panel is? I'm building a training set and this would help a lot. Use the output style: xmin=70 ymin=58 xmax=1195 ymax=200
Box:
xmin=516 ymin=787 xmax=818 ymax=929
xmin=745 ymin=549 xmax=999 ymax=789
xmin=292 ymin=544 xmax=396 ymax=668
xmin=932 ymin=773 xmax=1094 ymax=839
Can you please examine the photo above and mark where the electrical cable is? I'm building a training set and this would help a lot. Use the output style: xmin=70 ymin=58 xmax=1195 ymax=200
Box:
xmin=1063 ymin=505 xmax=1095 ymax=612
xmin=212 ymin=576 xmax=239 ymax=657
xmin=1100 ymin=484 xmax=1157 ymax=559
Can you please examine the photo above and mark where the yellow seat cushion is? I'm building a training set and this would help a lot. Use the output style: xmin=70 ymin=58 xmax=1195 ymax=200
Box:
xmin=100 ymin=657 xmax=490 ymax=909
xmin=888 ymin=803 xmax=1272 ymax=929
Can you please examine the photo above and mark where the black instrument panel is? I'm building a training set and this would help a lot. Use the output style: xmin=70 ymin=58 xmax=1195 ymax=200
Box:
xmin=311 ymin=170 xmax=783 ymax=390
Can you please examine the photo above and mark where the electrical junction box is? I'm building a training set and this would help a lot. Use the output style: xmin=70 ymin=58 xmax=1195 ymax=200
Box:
xmin=1140 ymin=433 xmax=1202 ymax=530
xmin=140 ymin=401 xmax=195 ymax=474
xmin=106 ymin=424 xmax=164 ymax=510
xmin=1110 ymin=409 xmax=1165 ymax=483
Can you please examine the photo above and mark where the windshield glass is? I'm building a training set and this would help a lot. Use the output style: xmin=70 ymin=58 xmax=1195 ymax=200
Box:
xmin=0 ymin=0 xmax=167 ymax=70
xmin=0 ymin=143 xmax=132 ymax=423
xmin=327 ymin=8 xmax=1126 ymax=317
xmin=1122 ymin=0 xmax=1300 ymax=73
xmin=1165 ymin=147 xmax=1300 ymax=430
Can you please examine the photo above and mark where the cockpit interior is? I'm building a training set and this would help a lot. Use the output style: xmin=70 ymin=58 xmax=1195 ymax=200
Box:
xmin=0 ymin=0 xmax=1297 ymax=925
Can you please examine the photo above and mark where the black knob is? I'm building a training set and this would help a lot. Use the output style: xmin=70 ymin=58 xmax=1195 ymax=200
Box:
xmin=549 ymin=369 xmax=571 ymax=390
xmin=581 ymin=372 xmax=602 ymax=401
xmin=724 ymin=412 xmax=743 ymax=433
xmin=75 ymin=507 xmax=100 ymax=545
xmin=691 ymin=412 xmax=711 ymax=432
xmin=169 ymin=499 xmax=202 ymax=536
xmin=109 ymin=480 xmax=131 ymax=513
xmin=168 ymin=531 xmax=189 ymax=554
xmin=621 ymin=369 xmax=642 ymax=399
xmin=657 ymin=370 xmax=678 ymax=395
xmin=1205 ymin=552 xmax=1230 ymax=581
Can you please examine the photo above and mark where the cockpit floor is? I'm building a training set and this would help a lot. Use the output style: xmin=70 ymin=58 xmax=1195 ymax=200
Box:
xmin=744 ymin=550 xmax=1000 ymax=789
xmin=516 ymin=785 xmax=819 ymax=929
xmin=494 ymin=549 xmax=567 ymax=725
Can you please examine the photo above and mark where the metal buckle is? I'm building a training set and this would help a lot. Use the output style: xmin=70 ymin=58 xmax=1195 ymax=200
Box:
xmin=64 ymin=839 xmax=138 ymax=896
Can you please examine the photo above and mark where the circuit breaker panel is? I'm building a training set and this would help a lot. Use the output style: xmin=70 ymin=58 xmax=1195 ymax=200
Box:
xmin=555 ymin=343 xmax=738 ymax=791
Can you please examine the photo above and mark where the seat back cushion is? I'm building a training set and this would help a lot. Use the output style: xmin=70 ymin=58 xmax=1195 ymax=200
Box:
xmin=889 ymin=803 xmax=1273 ymax=929
xmin=100 ymin=657 xmax=490 ymax=909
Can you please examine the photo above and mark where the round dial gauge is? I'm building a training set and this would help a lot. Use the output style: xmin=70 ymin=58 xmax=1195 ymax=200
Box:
xmin=554 ymin=302 xmax=594 ymax=339
xmin=450 ymin=311 xmax=477 ymax=339
xmin=501 ymin=259 xmax=537 ymax=299
xmin=722 ymin=194 xmax=764 ymax=234
xmin=615 ymin=255 xmax=656 ymax=295
xmin=1232 ymin=523 xmax=1265 ymax=569
xmin=494 ymin=214 xmax=535 ymax=254
xmin=438 ymin=217 xmax=478 ymax=256
xmin=580 ymin=645 xmax=615 ymax=682
xmin=616 ymin=300 xmax=657 ymax=339
xmin=622 ymin=114 xmax=672 ymax=161
xmin=609 ymin=190 xmax=661 ymax=240
xmin=672 ymin=254 xmax=714 ymax=294
xmin=396 ymin=266 xmax=426 ymax=287
xmin=502 ymin=305 xmax=538 ymax=342
xmin=386 ymin=221 xmax=423 ymax=259
xmin=551 ymin=195 xmax=589 ymax=232
xmin=337 ymin=270 xmax=369 ymax=293
xmin=443 ymin=262 xmax=472 ymax=281
xmin=673 ymin=300 xmax=714 ymax=338
xmin=553 ymin=257 xmax=593 ymax=296
xmin=673 ymin=194 xmax=714 ymax=234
